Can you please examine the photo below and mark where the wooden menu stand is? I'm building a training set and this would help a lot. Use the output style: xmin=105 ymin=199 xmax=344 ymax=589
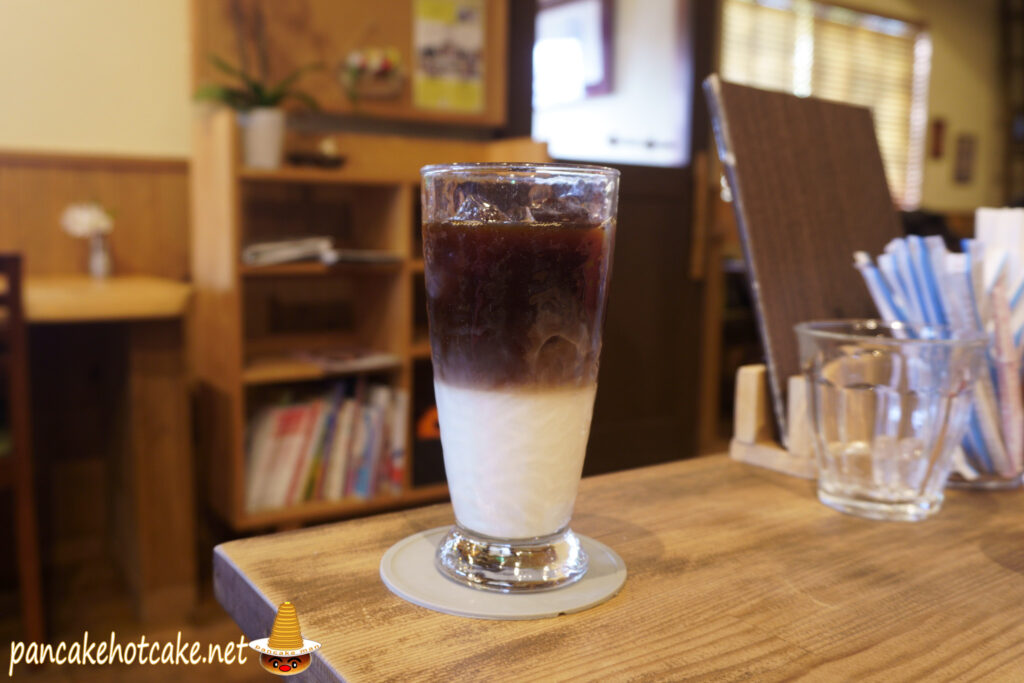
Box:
xmin=729 ymin=364 xmax=816 ymax=479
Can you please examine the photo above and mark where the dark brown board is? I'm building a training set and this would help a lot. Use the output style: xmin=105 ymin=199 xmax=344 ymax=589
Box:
xmin=703 ymin=76 xmax=902 ymax=440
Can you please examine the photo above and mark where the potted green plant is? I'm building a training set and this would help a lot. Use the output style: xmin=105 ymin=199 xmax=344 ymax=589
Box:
xmin=194 ymin=5 xmax=321 ymax=169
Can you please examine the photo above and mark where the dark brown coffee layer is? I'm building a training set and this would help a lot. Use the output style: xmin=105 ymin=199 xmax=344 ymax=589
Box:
xmin=423 ymin=220 xmax=613 ymax=388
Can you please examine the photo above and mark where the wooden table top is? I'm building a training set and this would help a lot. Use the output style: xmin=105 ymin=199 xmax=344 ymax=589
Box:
xmin=214 ymin=455 xmax=1024 ymax=681
xmin=24 ymin=275 xmax=191 ymax=322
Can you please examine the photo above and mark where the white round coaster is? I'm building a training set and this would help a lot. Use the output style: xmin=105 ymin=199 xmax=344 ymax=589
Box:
xmin=380 ymin=527 xmax=627 ymax=620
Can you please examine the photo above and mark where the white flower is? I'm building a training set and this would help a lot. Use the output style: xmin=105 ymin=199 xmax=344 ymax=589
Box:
xmin=61 ymin=203 xmax=113 ymax=238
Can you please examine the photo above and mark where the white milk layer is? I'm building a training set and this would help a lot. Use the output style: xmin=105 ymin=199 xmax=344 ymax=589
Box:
xmin=434 ymin=380 xmax=597 ymax=539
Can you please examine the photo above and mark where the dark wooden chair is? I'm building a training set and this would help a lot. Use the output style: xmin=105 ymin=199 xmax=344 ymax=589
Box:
xmin=0 ymin=254 xmax=45 ymax=641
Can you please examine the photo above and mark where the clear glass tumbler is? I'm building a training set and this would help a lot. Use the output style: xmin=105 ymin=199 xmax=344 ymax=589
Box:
xmin=795 ymin=320 xmax=986 ymax=522
xmin=421 ymin=163 xmax=619 ymax=591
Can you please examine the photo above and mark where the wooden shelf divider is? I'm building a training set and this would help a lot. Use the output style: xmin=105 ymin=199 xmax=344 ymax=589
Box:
xmin=240 ymin=166 xmax=408 ymax=187
xmin=410 ymin=341 xmax=432 ymax=360
xmin=240 ymin=259 xmax=402 ymax=277
xmin=243 ymin=353 xmax=403 ymax=385
xmin=236 ymin=483 xmax=449 ymax=531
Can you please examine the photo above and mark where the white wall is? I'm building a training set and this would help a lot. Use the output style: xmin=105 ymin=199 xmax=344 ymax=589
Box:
xmin=841 ymin=0 xmax=1003 ymax=210
xmin=0 ymin=0 xmax=191 ymax=157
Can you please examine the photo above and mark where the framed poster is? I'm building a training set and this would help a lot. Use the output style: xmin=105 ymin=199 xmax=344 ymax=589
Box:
xmin=413 ymin=0 xmax=486 ymax=113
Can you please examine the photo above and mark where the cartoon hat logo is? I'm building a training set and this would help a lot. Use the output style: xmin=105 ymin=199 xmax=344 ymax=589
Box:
xmin=249 ymin=601 xmax=321 ymax=676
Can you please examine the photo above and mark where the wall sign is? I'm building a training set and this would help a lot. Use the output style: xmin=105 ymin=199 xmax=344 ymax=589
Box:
xmin=954 ymin=133 xmax=976 ymax=185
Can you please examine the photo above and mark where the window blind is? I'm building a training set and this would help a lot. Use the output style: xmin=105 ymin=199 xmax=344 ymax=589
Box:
xmin=721 ymin=0 xmax=930 ymax=207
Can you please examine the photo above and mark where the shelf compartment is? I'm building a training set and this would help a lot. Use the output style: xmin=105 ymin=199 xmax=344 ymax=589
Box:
xmin=243 ymin=351 xmax=402 ymax=385
xmin=243 ymin=274 xmax=405 ymax=353
xmin=241 ymin=182 xmax=410 ymax=254
xmin=235 ymin=483 xmax=449 ymax=530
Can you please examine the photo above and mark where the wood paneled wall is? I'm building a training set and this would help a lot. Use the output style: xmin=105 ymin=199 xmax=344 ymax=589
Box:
xmin=0 ymin=151 xmax=189 ymax=279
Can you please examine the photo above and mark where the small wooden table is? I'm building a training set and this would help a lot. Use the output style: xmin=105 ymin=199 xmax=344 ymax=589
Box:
xmin=26 ymin=276 xmax=195 ymax=621
xmin=214 ymin=455 xmax=1024 ymax=681
xmin=24 ymin=275 xmax=192 ymax=322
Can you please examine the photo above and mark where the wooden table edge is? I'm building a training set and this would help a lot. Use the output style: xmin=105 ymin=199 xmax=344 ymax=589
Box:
xmin=214 ymin=546 xmax=347 ymax=681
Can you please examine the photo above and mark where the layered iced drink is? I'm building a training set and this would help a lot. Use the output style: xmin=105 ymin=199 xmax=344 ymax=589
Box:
xmin=421 ymin=163 xmax=618 ymax=592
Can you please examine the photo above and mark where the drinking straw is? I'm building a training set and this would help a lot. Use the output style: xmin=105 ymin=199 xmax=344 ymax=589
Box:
xmin=974 ymin=376 xmax=1012 ymax=476
xmin=939 ymin=253 xmax=976 ymax=334
xmin=926 ymin=236 xmax=954 ymax=323
xmin=886 ymin=239 xmax=928 ymax=324
xmin=1010 ymin=277 xmax=1024 ymax=310
xmin=853 ymin=252 xmax=904 ymax=324
xmin=990 ymin=276 xmax=1024 ymax=474
xmin=963 ymin=240 xmax=991 ymax=330
xmin=877 ymin=253 xmax=914 ymax=324
xmin=909 ymin=235 xmax=947 ymax=324
xmin=1008 ymin=275 xmax=1024 ymax=353
xmin=965 ymin=415 xmax=995 ymax=474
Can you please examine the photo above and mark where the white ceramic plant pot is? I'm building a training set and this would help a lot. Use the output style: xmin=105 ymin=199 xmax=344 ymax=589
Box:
xmin=242 ymin=107 xmax=286 ymax=169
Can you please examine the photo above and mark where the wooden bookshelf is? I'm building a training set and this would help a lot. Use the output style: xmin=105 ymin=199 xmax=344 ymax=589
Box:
xmin=191 ymin=109 xmax=548 ymax=530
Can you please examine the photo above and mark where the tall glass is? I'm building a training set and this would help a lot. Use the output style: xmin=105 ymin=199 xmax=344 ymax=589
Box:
xmin=421 ymin=163 xmax=619 ymax=592
xmin=796 ymin=320 xmax=986 ymax=521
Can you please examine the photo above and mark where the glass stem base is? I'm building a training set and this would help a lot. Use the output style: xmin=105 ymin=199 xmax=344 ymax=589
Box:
xmin=436 ymin=524 xmax=588 ymax=593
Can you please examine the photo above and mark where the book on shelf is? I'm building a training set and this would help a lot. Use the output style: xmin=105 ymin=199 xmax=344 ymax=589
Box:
xmin=265 ymin=402 xmax=320 ymax=510
xmin=344 ymin=377 xmax=369 ymax=498
xmin=242 ymin=237 xmax=335 ymax=266
xmin=323 ymin=398 xmax=357 ymax=501
xmin=304 ymin=386 xmax=344 ymax=500
xmin=387 ymin=390 xmax=410 ymax=495
xmin=351 ymin=385 xmax=393 ymax=499
xmin=244 ymin=406 xmax=282 ymax=512
xmin=244 ymin=381 xmax=410 ymax=512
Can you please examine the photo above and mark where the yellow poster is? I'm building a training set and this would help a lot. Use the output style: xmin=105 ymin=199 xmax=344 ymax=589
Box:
xmin=413 ymin=0 xmax=486 ymax=113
